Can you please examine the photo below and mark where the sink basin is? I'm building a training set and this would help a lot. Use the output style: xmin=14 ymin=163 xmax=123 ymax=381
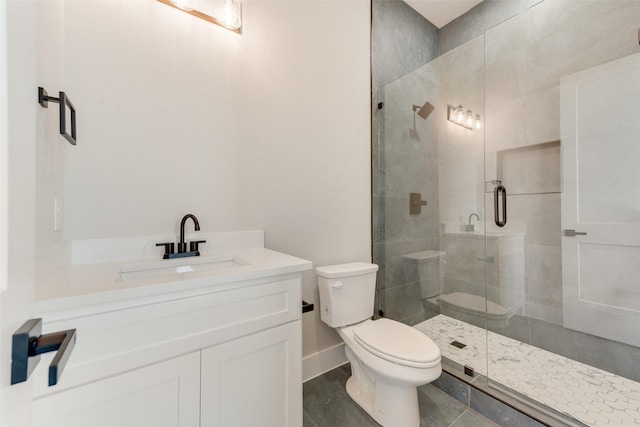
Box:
xmin=119 ymin=255 xmax=249 ymax=282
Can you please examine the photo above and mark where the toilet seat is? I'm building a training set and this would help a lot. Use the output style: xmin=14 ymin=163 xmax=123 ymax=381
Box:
xmin=353 ymin=318 xmax=440 ymax=368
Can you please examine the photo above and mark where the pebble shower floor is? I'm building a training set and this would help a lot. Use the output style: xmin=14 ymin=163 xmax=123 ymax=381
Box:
xmin=414 ymin=315 xmax=640 ymax=426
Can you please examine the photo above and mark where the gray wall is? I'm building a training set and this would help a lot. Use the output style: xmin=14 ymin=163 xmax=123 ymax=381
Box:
xmin=371 ymin=0 xmax=438 ymax=90
xmin=372 ymin=0 xmax=441 ymax=323
xmin=439 ymin=0 xmax=542 ymax=55
xmin=375 ymin=60 xmax=441 ymax=324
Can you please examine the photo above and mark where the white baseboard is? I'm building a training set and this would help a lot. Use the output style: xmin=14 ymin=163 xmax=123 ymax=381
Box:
xmin=302 ymin=342 xmax=347 ymax=382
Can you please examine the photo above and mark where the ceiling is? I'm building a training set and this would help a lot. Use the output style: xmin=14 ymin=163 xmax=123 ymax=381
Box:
xmin=402 ymin=0 xmax=484 ymax=29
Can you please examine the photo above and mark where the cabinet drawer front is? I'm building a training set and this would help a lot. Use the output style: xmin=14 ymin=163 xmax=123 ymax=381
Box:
xmin=34 ymin=276 xmax=301 ymax=397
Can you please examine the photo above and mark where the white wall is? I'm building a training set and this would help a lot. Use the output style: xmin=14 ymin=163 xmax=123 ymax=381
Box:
xmin=34 ymin=0 xmax=371 ymax=357
xmin=35 ymin=0 xmax=69 ymax=292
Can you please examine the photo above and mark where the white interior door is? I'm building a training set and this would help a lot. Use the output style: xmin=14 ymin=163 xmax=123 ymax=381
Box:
xmin=1 ymin=1 xmax=49 ymax=425
xmin=560 ymin=52 xmax=640 ymax=347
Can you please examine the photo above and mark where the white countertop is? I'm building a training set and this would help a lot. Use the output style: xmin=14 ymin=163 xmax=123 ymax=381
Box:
xmin=35 ymin=233 xmax=312 ymax=319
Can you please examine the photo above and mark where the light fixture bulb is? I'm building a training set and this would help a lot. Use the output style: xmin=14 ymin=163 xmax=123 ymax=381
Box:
xmin=169 ymin=0 xmax=195 ymax=11
xmin=475 ymin=114 xmax=481 ymax=129
xmin=466 ymin=110 xmax=473 ymax=126
xmin=221 ymin=0 xmax=241 ymax=30
xmin=456 ymin=105 xmax=464 ymax=122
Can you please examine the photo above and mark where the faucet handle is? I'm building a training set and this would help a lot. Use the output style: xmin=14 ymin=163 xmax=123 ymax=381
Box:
xmin=189 ymin=240 xmax=206 ymax=254
xmin=156 ymin=242 xmax=175 ymax=259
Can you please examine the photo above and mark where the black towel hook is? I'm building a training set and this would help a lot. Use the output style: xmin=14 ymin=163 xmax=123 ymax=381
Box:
xmin=38 ymin=87 xmax=77 ymax=145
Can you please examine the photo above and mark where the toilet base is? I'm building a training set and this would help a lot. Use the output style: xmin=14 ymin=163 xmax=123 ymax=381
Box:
xmin=344 ymin=348 xmax=420 ymax=427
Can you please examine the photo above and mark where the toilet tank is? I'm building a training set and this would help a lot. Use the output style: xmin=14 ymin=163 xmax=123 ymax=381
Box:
xmin=316 ymin=262 xmax=379 ymax=328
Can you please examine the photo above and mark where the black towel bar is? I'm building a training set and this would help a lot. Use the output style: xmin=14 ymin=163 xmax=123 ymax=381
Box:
xmin=38 ymin=87 xmax=77 ymax=145
xmin=302 ymin=300 xmax=314 ymax=314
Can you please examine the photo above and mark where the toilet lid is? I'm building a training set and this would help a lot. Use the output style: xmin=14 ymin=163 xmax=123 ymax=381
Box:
xmin=353 ymin=318 xmax=440 ymax=365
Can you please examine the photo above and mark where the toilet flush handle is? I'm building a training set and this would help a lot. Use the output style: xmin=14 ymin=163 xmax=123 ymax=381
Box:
xmin=331 ymin=280 xmax=344 ymax=289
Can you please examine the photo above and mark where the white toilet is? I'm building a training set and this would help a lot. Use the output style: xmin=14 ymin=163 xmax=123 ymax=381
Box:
xmin=317 ymin=262 xmax=442 ymax=427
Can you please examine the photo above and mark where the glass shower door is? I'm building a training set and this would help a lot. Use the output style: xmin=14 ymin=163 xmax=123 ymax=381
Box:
xmin=372 ymin=56 xmax=442 ymax=328
xmin=482 ymin=1 xmax=640 ymax=424
xmin=373 ymin=34 xmax=490 ymax=382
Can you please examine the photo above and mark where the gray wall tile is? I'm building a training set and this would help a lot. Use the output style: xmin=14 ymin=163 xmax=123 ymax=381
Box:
xmin=303 ymin=368 xmax=379 ymax=427
xmin=470 ymin=387 xmax=546 ymax=427
xmin=372 ymin=0 xmax=439 ymax=89
xmin=440 ymin=0 xmax=542 ymax=55
xmin=417 ymin=384 xmax=470 ymax=426
xmin=432 ymin=371 xmax=471 ymax=406
xmin=451 ymin=409 xmax=501 ymax=427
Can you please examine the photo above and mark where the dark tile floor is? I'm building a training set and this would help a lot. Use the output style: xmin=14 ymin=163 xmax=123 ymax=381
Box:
xmin=303 ymin=364 xmax=500 ymax=427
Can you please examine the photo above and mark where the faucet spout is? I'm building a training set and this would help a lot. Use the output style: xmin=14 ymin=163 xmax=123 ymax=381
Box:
xmin=465 ymin=213 xmax=480 ymax=232
xmin=179 ymin=214 xmax=200 ymax=253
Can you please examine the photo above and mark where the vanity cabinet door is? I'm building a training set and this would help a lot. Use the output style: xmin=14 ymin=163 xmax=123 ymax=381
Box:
xmin=201 ymin=321 xmax=302 ymax=427
xmin=32 ymin=352 xmax=200 ymax=427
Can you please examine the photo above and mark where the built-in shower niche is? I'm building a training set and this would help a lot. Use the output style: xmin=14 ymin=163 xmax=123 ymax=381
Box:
xmin=496 ymin=140 xmax=561 ymax=195
xmin=439 ymin=231 xmax=525 ymax=329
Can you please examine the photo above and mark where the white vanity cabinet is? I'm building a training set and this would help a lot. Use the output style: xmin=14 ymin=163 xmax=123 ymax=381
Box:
xmin=33 ymin=352 xmax=202 ymax=427
xmin=201 ymin=322 xmax=302 ymax=427
xmin=30 ymin=250 xmax=309 ymax=427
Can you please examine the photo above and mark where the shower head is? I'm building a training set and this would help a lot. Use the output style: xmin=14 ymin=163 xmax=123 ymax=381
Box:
xmin=412 ymin=101 xmax=435 ymax=120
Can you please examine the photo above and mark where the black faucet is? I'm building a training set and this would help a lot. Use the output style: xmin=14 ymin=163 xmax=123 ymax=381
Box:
xmin=178 ymin=214 xmax=200 ymax=253
xmin=156 ymin=214 xmax=206 ymax=259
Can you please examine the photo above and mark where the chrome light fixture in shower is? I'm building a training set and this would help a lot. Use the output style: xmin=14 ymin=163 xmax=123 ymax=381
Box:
xmin=447 ymin=104 xmax=481 ymax=130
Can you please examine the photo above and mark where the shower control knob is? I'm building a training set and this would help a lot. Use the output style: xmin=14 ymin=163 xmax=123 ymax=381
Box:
xmin=331 ymin=280 xmax=344 ymax=289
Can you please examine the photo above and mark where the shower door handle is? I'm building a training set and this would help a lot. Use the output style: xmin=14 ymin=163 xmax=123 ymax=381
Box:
xmin=494 ymin=185 xmax=507 ymax=227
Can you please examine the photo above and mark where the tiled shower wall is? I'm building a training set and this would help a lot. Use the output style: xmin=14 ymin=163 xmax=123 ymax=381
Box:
xmin=371 ymin=0 xmax=438 ymax=90
xmin=376 ymin=60 xmax=441 ymax=324
xmin=438 ymin=0 xmax=542 ymax=55
xmin=371 ymin=0 xmax=439 ymax=321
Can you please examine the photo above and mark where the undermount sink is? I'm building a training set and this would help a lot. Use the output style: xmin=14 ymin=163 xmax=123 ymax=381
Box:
xmin=119 ymin=254 xmax=249 ymax=282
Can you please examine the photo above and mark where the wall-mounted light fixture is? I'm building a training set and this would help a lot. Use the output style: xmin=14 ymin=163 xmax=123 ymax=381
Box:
xmin=158 ymin=0 xmax=242 ymax=33
xmin=447 ymin=104 xmax=481 ymax=130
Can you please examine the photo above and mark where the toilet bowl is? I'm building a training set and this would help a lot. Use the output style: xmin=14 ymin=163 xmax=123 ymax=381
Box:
xmin=317 ymin=263 xmax=442 ymax=427
xmin=338 ymin=319 xmax=441 ymax=427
